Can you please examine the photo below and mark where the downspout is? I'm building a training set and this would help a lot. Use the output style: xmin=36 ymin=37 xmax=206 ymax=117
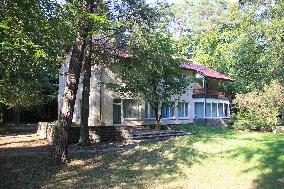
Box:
xmin=99 ymin=65 xmax=103 ymax=126
xmin=204 ymin=77 xmax=207 ymax=125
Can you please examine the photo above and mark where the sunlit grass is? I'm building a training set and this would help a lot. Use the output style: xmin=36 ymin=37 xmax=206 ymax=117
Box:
xmin=1 ymin=125 xmax=283 ymax=189
xmin=42 ymin=125 xmax=284 ymax=189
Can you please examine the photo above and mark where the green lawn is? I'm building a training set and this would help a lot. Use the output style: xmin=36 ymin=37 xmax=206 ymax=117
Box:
xmin=1 ymin=125 xmax=283 ymax=189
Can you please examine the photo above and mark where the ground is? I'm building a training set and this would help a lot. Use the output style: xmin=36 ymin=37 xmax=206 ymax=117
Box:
xmin=0 ymin=124 xmax=283 ymax=189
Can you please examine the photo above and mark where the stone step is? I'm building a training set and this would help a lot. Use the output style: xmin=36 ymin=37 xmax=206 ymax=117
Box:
xmin=133 ymin=130 xmax=189 ymax=137
xmin=132 ymin=131 xmax=191 ymax=141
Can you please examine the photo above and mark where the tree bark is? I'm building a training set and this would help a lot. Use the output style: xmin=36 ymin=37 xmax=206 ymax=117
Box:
xmin=52 ymin=31 xmax=86 ymax=164
xmin=79 ymin=37 xmax=92 ymax=145
xmin=14 ymin=108 xmax=20 ymax=124
xmin=52 ymin=0 xmax=94 ymax=164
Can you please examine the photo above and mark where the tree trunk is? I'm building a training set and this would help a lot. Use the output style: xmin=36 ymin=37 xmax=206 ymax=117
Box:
xmin=52 ymin=0 xmax=94 ymax=164
xmin=153 ymin=102 xmax=160 ymax=124
xmin=52 ymin=32 xmax=86 ymax=164
xmin=79 ymin=37 xmax=92 ymax=146
xmin=14 ymin=108 xmax=20 ymax=124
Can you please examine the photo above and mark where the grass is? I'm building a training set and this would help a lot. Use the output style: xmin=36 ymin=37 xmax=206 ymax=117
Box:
xmin=0 ymin=124 xmax=283 ymax=189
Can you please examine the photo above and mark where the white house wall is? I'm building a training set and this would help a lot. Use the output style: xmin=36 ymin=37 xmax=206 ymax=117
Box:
xmin=58 ymin=62 xmax=229 ymax=126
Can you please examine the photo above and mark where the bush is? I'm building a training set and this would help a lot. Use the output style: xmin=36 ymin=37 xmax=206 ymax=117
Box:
xmin=233 ymin=81 xmax=284 ymax=131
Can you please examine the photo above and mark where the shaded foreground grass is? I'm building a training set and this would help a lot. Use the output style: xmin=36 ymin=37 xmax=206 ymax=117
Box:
xmin=0 ymin=125 xmax=283 ymax=189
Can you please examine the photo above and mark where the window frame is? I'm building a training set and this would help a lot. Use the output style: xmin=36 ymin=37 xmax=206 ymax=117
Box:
xmin=122 ymin=99 xmax=141 ymax=120
xmin=177 ymin=102 xmax=189 ymax=119
xmin=161 ymin=102 xmax=175 ymax=119
xmin=194 ymin=100 xmax=230 ymax=119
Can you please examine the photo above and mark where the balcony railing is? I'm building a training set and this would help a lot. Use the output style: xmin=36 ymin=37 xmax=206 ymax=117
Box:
xmin=193 ymin=88 xmax=228 ymax=99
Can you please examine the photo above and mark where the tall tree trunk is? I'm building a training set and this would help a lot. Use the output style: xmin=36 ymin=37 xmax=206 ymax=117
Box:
xmin=153 ymin=102 xmax=160 ymax=124
xmin=79 ymin=37 xmax=92 ymax=145
xmin=52 ymin=31 xmax=86 ymax=164
xmin=52 ymin=0 xmax=94 ymax=164
xmin=14 ymin=108 xmax=20 ymax=124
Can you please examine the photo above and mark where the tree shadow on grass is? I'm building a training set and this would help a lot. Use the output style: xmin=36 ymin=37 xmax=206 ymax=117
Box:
xmin=41 ymin=135 xmax=209 ymax=188
xmin=0 ymin=124 xmax=235 ymax=189
xmin=229 ymin=134 xmax=284 ymax=189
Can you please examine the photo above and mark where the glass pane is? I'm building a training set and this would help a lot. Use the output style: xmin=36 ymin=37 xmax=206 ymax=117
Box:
xmin=123 ymin=100 xmax=139 ymax=118
xmin=194 ymin=102 xmax=204 ymax=118
xmin=185 ymin=103 xmax=189 ymax=117
xmin=205 ymin=103 xmax=211 ymax=117
xmin=225 ymin=104 xmax=229 ymax=117
xmin=178 ymin=102 xmax=184 ymax=117
xmin=146 ymin=103 xmax=156 ymax=118
xmin=178 ymin=102 xmax=189 ymax=118
xmin=162 ymin=102 xmax=174 ymax=118
xmin=218 ymin=103 xmax=224 ymax=117
xmin=145 ymin=103 xmax=148 ymax=118
xmin=212 ymin=103 xmax=217 ymax=117
xmin=150 ymin=106 xmax=156 ymax=118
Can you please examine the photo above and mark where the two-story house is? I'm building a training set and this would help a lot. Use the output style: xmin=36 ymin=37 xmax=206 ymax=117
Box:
xmin=58 ymin=60 xmax=233 ymax=126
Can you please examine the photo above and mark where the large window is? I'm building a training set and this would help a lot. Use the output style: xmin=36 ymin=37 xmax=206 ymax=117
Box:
xmin=194 ymin=102 xmax=204 ymax=118
xmin=123 ymin=100 xmax=141 ymax=119
xmin=161 ymin=102 xmax=175 ymax=118
xmin=178 ymin=102 xmax=189 ymax=118
xmin=194 ymin=101 xmax=230 ymax=118
xmin=218 ymin=103 xmax=224 ymax=117
xmin=145 ymin=103 xmax=156 ymax=118
xmin=212 ymin=103 xmax=217 ymax=117
xmin=205 ymin=103 xmax=211 ymax=117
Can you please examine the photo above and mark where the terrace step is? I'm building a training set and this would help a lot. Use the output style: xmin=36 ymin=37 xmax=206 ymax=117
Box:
xmin=132 ymin=130 xmax=191 ymax=141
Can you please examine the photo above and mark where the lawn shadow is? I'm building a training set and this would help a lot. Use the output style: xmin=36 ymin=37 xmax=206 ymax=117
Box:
xmin=0 ymin=124 xmax=236 ymax=188
xmin=229 ymin=134 xmax=284 ymax=189
xmin=0 ymin=123 xmax=37 ymax=136
xmin=41 ymin=135 xmax=209 ymax=188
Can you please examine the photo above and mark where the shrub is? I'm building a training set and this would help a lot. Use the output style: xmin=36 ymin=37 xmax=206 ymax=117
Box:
xmin=233 ymin=81 xmax=284 ymax=131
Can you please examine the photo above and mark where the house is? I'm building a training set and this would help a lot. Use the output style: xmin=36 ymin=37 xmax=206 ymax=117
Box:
xmin=58 ymin=60 xmax=233 ymax=126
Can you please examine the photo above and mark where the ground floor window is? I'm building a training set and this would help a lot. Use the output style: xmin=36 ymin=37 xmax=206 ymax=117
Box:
xmin=194 ymin=102 xmax=204 ymax=118
xmin=194 ymin=101 xmax=230 ymax=118
xmin=123 ymin=99 xmax=141 ymax=119
xmin=178 ymin=102 xmax=189 ymax=118
xmin=145 ymin=103 xmax=156 ymax=118
xmin=161 ymin=102 xmax=175 ymax=118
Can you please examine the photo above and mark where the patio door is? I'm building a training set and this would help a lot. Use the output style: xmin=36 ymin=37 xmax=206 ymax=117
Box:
xmin=113 ymin=99 xmax=122 ymax=124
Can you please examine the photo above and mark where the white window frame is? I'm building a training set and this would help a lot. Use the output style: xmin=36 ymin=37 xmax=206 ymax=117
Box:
xmin=145 ymin=103 xmax=156 ymax=119
xmin=177 ymin=102 xmax=189 ymax=119
xmin=161 ymin=102 xmax=175 ymax=119
xmin=193 ymin=99 xmax=230 ymax=119
xmin=122 ymin=99 xmax=142 ymax=120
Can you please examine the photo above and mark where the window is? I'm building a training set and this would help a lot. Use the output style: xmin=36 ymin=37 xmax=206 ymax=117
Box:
xmin=205 ymin=103 xmax=211 ymax=117
xmin=123 ymin=100 xmax=141 ymax=119
xmin=195 ymin=101 xmax=230 ymax=118
xmin=194 ymin=102 xmax=204 ymax=118
xmin=145 ymin=103 xmax=156 ymax=118
xmin=225 ymin=104 xmax=229 ymax=117
xmin=212 ymin=103 xmax=217 ymax=117
xmin=161 ymin=102 xmax=175 ymax=118
xmin=178 ymin=102 xmax=189 ymax=118
xmin=218 ymin=103 xmax=224 ymax=117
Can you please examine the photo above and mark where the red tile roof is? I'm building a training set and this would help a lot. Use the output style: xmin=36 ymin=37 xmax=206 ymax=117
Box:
xmin=181 ymin=61 xmax=233 ymax=81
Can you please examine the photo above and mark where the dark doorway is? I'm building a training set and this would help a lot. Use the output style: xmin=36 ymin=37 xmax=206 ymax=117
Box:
xmin=113 ymin=99 xmax=122 ymax=124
